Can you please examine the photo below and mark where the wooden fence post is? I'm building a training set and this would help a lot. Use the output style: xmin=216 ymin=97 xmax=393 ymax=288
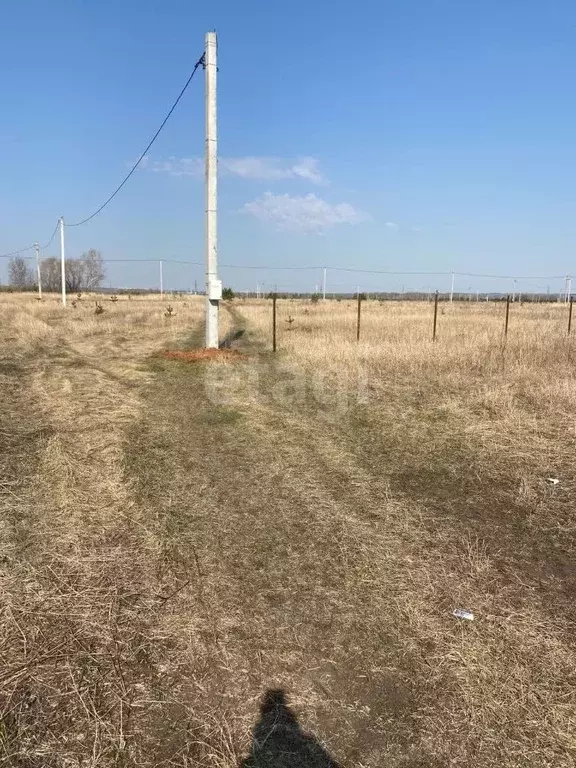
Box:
xmin=569 ymin=298 xmax=574 ymax=336
xmin=432 ymin=290 xmax=439 ymax=341
xmin=356 ymin=293 xmax=362 ymax=342
xmin=504 ymin=295 xmax=510 ymax=338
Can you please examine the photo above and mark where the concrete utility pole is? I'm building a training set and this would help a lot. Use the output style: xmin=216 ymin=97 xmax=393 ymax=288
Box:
xmin=450 ymin=271 xmax=455 ymax=304
xmin=322 ymin=267 xmax=327 ymax=301
xmin=59 ymin=216 xmax=66 ymax=307
xmin=34 ymin=242 xmax=42 ymax=301
xmin=566 ymin=275 xmax=572 ymax=304
xmin=512 ymin=279 xmax=516 ymax=303
xmin=204 ymin=31 xmax=221 ymax=348
xmin=159 ymin=259 xmax=164 ymax=299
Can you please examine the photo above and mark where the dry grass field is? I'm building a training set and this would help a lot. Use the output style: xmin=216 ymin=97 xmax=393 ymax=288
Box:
xmin=1 ymin=292 xmax=575 ymax=767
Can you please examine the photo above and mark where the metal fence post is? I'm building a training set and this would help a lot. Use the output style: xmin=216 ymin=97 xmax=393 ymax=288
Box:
xmin=504 ymin=295 xmax=510 ymax=338
xmin=272 ymin=293 xmax=277 ymax=352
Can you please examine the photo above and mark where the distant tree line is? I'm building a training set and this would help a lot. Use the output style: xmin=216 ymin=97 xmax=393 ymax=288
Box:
xmin=7 ymin=250 xmax=105 ymax=292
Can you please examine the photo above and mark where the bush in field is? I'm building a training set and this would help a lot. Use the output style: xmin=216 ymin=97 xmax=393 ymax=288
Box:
xmin=222 ymin=287 xmax=235 ymax=301
xmin=311 ymin=293 xmax=320 ymax=304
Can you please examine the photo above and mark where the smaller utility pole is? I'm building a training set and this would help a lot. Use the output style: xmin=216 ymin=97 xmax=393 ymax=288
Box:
xmin=566 ymin=275 xmax=572 ymax=304
xmin=322 ymin=267 xmax=327 ymax=301
xmin=512 ymin=279 xmax=517 ymax=303
xmin=59 ymin=216 xmax=66 ymax=307
xmin=159 ymin=260 xmax=164 ymax=299
xmin=34 ymin=242 xmax=42 ymax=301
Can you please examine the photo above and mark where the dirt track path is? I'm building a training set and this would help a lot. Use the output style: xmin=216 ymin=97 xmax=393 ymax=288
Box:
xmin=121 ymin=315 xmax=474 ymax=767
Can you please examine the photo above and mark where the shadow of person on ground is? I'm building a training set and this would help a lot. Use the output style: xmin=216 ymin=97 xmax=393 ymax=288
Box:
xmin=241 ymin=689 xmax=341 ymax=768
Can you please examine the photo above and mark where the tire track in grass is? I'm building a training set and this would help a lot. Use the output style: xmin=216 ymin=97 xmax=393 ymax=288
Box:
xmin=123 ymin=313 xmax=465 ymax=768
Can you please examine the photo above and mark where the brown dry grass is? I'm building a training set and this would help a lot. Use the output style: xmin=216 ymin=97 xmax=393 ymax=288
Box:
xmin=234 ymin=297 xmax=576 ymax=766
xmin=1 ymin=292 xmax=575 ymax=767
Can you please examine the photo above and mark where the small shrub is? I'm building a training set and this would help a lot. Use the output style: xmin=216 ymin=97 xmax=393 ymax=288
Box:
xmin=222 ymin=287 xmax=235 ymax=301
xmin=94 ymin=302 xmax=105 ymax=315
xmin=164 ymin=305 xmax=175 ymax=318
xmin=286 ymin=316 xmax=295 ymax=331
xmin=311 ymin=293 xmax=320 ymax=304
xmin=77 ymin=293 xmax=82 ymax=300
xmin=110 ymin=295 xmax=118 ymax=303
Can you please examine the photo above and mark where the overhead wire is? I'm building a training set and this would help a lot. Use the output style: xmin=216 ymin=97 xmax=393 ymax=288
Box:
xmin=39 ymin=220 xmax=61 ymax=250
xmin=0 ymin=244 xmax=35 ymax=259
xmin=1 ymin=53 xmax=204 ymax=262
xmin=0 ymin=217 xmax=60 ymax=259
xmin=67 ymin=53 xmax=205 ymax=228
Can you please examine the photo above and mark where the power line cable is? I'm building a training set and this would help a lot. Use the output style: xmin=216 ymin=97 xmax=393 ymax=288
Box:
xmin=39 ymin=220 xmax=61 ymax=250
xmin=0 ymin=244 xmax=35 ymax=259
xmin=67 ymin=53 xmax=205 ymax=228
xmin=456 ymin=271 xmax=567 ymax=280
xmin=2 ymin=250 xmax=570 ymax=284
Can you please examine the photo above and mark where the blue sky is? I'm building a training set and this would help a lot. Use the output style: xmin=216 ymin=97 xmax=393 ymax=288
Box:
xmin=1 ymin=0 xmax=576 ymax=294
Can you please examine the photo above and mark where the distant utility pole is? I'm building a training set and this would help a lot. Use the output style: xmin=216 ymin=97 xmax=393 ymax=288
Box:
xmin=566 ymin=275 xmax=572 ymax=304
xmin=512 ymin=279 xmax=516 ymax=303
xmin=204 ymin=31 xmax=221 ymax=347
xmin=34 ymin=242 xmax=42 ymax=301
xmin=59 ymin=216 xmax=66 ymax=307
xmin=450 ymin=271 xmax=455 ymax=304
xmin=159 ymin=260 xmax=164 ymax=298
xmin=322 ymin=267 xmax=327 ymax=301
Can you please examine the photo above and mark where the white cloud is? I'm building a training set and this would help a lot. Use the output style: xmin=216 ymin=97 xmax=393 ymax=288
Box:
xmin=241 ymin=192 xmax=369 ymax=234
xmin=141 ymin=155 xmax=326 ymax=184
xmin=385 ymin=221 xmax=399 ymax=230
xmin=222 ymin=156 xmax=325 ymax=184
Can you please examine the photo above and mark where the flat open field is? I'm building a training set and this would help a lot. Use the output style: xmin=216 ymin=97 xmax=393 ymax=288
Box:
xmin=1 ymin=293 xmax=575 ymax=767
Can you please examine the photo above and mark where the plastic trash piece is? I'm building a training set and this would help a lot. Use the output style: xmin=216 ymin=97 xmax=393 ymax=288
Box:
xmin=546 ymin=477 xmax=560 ymax=485
xmin=453 ymin=608 xmax=474 ymax=621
